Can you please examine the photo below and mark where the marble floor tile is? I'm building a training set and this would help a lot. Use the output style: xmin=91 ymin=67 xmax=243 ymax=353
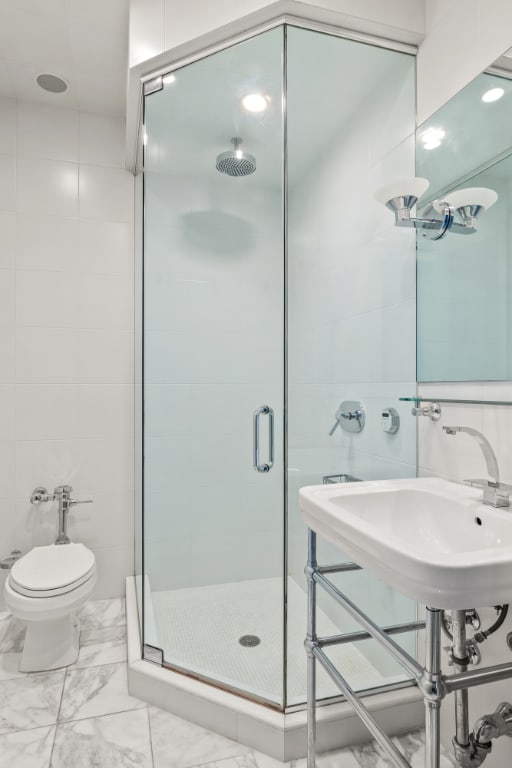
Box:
xmin=59 ymin=661 xmax=145 ymax=722
xmin=316 ymin=747 xmax=363 ymax=768
xmin=0 ymin=614 xmax=26 ymax=653
xmin=252 ymin=751 xmax=290 ymax=768
xmin=252 ymin=746 xmax=360 ymax=768
xmin=0 ymin=724 xmax=55 ymax=768
xmin=51 ymin=708 xmax=152 ymax=768
xmin=350 ymin=741 xmax=392 ymax=767
xmin=149 ymin=705 xmax=251 ymax=768
xmin=394 ymin=731 xmax=455 ymax=768
xmin=195 ymin=756 xmax=257 ymax=768
xmin=78 ymin=597 xmax=126 ymax=630
xmin=350 ymin=733 xmax=455 ymax=768
xmin=0 ymin=670 xmax=65 ymax=734
xmin=71 ymin=626 xmax=127 ymax=669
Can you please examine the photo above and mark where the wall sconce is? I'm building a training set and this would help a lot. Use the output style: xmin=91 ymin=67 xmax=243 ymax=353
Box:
xmin=375 ymin=178 xmax=498 ymax=241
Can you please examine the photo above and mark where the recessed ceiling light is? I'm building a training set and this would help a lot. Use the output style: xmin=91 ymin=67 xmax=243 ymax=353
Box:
xmin=36 ymin=73 xmax=68 ymax=93
xmin=420 ymin=126 xmax=445 ymax=150
xmin=482 ymin=87 xmax=505 ymax=103
xmin=163 ymin=73 xmax=176 ymax=85
xmin=241 ymin=93 xmax=269 ymax=113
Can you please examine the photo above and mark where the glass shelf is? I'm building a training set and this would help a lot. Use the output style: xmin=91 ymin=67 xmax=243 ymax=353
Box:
xmin=399 ymin=397 xmax=512 ymax=406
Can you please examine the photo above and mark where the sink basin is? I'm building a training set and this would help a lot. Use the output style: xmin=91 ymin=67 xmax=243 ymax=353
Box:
xmin=299 ymin=477 xmax=512 ymax=609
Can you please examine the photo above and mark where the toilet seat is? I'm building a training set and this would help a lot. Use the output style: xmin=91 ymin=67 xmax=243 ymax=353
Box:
xmin=9 ymin=543 xmax=96 ymax=598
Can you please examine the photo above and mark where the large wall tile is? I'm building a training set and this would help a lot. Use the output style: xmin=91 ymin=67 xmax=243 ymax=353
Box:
xmin=0 ymin=211 xmax=16 ymax=269
xmin=15 ymin=270 xmax=78 ymax=328
xmin=0 ymin=97 xmax=16 ymax=155
xmin=78 ymin=273 xmax=134 ymax=331
xmin=17 ymin=101 xmax=79 ymax=162
xmin=16 ymin=156 xmax=78 ymax=217
xmin=4 ymin=103 xmax=134 ymax=597
xmin=0 ymin=155 xmax=16 ymax=211
xmin=78 ymin=330 xmax=134 ymax=384
xmin=16 ymin=214 xmax=79 ymax=272
xmin=15 ymin=385 xmax=79 ymax=441
xmin=79 ymin=165 xmax=133 ymax=222
xmin=79 ymin=112 xmax=125 ymax=168
xmin=15 ymin=327 xmax=79 ymax=383
xmin=79 ymin=220 xmax=133 ymax=275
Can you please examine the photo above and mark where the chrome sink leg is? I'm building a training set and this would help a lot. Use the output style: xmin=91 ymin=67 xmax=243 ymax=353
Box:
xmin=306 ymin=529 xmax=317 ymax=768
xmin=425 ymin=608 xmax=442 ymax=768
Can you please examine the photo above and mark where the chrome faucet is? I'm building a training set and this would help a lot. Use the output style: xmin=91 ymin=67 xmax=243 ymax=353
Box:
xmin=443 ymin=426 xmax=512 ymax=507
xmin=30 ymin=485 xmax=93 ymax=544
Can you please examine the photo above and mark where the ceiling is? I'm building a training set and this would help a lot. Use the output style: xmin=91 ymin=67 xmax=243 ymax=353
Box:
xmin=0 ymin=0 xmax=129 ymax=115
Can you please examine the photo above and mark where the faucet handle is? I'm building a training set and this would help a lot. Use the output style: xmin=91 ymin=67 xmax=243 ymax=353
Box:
xmin=329 ymin=418 xmax=341 ymax=436
xmin=69 ymin=498 xmax=93 ymax=508
xmin=464 ymin=478 xmax=512 ymax=508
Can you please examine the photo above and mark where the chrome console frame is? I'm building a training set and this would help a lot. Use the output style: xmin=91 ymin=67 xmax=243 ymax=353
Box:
xmin=305 ymin=528 xmax=512 ymax=768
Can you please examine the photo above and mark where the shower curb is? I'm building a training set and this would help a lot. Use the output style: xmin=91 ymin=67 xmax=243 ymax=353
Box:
xmin=126 ymin=577 xmax=423 ymax=760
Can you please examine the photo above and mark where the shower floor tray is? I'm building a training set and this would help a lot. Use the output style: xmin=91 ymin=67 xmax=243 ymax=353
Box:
xmin=149 ymin=577 xmax=408 ymax=705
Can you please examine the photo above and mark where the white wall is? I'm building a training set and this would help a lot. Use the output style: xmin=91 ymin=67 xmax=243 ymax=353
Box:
xmin=417 ymin=0 xmax=512 ymax=123
xmin=0 ymin=98 xmax=135 ymax=599
xmin=129 ymin=0 xmax=425 ymax=68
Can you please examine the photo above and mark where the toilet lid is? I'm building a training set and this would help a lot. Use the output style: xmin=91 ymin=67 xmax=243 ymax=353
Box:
xmin=10 ymin=543 xmax=96 ymax=595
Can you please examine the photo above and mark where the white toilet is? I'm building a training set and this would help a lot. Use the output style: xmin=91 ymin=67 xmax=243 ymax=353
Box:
xmin=4 ymin=542 xmax=97 ymax=672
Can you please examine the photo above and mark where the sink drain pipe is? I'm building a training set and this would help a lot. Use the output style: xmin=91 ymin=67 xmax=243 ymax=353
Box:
xmin=452 ymin=610 xmax=471 ymax=751
xmin=450 ymin=609 xmax=512 ymax=767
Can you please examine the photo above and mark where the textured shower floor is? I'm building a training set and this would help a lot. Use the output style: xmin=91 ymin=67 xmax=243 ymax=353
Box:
xmin=150 ymin=577 xmax=407 ymax=704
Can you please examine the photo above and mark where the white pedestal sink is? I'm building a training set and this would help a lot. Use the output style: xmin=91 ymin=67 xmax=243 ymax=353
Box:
xmin=300 ymin=476 xmax=512 ymax=768
xmin=300 ymin=476 xmax=512 ymax=609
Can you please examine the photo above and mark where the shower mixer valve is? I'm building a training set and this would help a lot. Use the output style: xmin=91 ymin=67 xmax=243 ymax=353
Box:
xmin=329 ymin=401 xmax=365 ymax=435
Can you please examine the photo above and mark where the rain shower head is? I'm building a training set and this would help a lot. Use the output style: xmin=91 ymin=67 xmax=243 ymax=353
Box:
xmin=216 ymin=137 xmax=256 ymax=177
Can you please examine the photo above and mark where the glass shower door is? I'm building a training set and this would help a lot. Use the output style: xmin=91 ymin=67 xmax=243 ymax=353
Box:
xmin=286 ymin=25 xmax=418 ymax=706
xmin=142 ymin=28 xmax=285 ymax=705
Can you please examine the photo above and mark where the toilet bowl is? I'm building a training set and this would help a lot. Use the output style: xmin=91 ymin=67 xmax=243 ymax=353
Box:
xmin=4 ymin=542 xmax=96 ymax=672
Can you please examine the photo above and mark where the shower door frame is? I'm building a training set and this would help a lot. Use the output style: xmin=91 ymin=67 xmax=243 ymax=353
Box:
xmin=133 ymin=7 xmax=418 ymax=714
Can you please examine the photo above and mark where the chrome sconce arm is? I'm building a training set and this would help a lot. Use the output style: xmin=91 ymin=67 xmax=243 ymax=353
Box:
xmin=388 ymin=196 xmax=457 ymax=241
xmin=376 ymin=179 xmax=497 ymax=242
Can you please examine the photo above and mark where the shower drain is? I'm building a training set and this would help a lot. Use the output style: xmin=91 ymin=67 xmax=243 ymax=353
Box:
xmin=239 ymin=634 xmax=261 ymax=647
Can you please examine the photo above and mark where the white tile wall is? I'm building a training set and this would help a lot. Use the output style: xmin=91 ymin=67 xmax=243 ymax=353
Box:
xmin=0 ymin=96 xmax=134 ymax=598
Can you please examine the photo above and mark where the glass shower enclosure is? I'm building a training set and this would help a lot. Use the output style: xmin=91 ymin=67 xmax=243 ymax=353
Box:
xmin=139 ymin=23 xmax=418 ymax=711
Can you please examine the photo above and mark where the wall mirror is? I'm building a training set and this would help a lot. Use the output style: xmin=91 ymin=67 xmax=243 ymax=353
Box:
xmin=416 ymin=47 xmax=512 ymax=382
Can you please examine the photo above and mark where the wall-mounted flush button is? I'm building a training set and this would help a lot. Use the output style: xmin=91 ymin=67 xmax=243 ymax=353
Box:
xmin=381 ymin=407 xmax=400 ymax=434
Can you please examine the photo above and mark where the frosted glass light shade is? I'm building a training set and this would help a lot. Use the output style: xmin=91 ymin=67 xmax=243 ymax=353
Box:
xmin=433 ymin=187 xmax=498 ymax=213
xmin=374 ymin=177 xmax=430 ymax=205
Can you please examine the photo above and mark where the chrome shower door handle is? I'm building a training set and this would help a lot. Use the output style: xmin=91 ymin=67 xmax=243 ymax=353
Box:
xmin=253 ymin=405 xmax=274 ymax=473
